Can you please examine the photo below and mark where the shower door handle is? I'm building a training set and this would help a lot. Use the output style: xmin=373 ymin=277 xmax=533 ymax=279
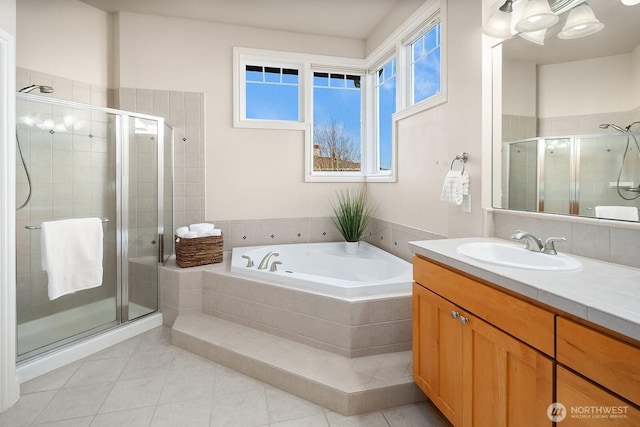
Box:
xmin=157 ymin=233 xmax=164 ymax=264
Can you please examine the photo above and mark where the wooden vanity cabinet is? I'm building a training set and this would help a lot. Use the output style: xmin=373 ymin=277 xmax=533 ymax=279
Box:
xmin=556 ymin=317 xmax=640 ymax=426
xmin=556 ymin=366 xmax=640 ymax=427
xmin=413 ymin=256 xmax=554 ymax=427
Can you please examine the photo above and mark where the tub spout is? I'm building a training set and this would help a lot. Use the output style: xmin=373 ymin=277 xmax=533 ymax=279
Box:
xmin=258 ymin=251 xmax=279 ymax=270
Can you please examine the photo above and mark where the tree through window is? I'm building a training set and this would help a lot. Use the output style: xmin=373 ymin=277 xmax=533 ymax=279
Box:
xmin=312 ymin=72 xmax=362 ymax=172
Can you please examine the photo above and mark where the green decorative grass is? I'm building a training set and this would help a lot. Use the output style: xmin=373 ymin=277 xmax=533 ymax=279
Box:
xmin=329 ymin=187 xmax=376 ymax=242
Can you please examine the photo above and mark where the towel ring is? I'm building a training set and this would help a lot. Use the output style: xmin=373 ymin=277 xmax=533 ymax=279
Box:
xmin=450 ymin=152 xmax=468 ymax=174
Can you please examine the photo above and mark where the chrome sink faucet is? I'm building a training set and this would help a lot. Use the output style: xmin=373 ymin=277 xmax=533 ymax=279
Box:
xmin=511 ymin=230 xmax=543 ymax=252
xmin=258 ymin=251 xmax=279 ymax=270
xmin=511 ymin=230 xmax=567 ymax=255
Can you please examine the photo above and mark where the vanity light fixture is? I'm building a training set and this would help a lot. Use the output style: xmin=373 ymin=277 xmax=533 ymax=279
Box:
xmin=518 ymin=28 xmax=547 ymax=45
xmin=557 ymin=3 xmax=604 ymax=39
xmin=621 ymin=0 xmax=640 ymax=5
xmin=515 ymin=0 xmax=559 ymax=32
xmin=482 ymin=0 xmax=515 ymax=39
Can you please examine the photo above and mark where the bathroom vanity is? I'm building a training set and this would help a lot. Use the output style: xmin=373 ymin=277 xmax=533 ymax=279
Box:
xmin=410 ymin=238 xmax=640 ymax=427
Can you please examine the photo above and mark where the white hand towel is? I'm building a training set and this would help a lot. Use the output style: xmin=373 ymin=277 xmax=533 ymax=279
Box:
xmin=594 ymin=206 xmax=639 ymax=221
xmin=441 ymin=170 xmax=468 ymax=205
xmin=176 ymin=226 xmax=189 ymax=237
xmin=201 ymin=229 xmax=222 ymax=237
xmin=41 ymin=218 xmax=104 ymax=300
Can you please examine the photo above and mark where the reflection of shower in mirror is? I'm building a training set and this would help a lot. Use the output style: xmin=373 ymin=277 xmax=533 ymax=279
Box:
xmin=599 ymin=122 xmax=640 ymax=200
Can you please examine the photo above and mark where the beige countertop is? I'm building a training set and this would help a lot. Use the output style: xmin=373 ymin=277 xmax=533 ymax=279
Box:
xmin=409 ymin=237 xmax=640 ymax=342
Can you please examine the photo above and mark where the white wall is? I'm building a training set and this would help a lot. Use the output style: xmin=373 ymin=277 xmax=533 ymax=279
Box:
xmin=16 ymin=0 xmax=486 ymax=236
xmin=502 ymin=58 xmax=536 ymax=117
xmin=116 ymin=11 xmax=367 ymax=221
xmin=16 ymin=0 xmax=112 ymax=87
xmin=632 ymin=45 xmax=640 ymax=107
xmin=117 ymin=2 xmax=485 ymax=236
xmin=538 ymin=53 xmax=635 ymax=118
xmin=369 ymin=0 xmax=484 ymax=238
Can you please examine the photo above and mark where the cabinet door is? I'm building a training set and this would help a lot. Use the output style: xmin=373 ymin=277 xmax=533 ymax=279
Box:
xmin=413 ymin=282 xmax=463 ymax=426
xmin=462 ymin=311 xmax=553 ymax=427
xmin=556 ymin=366 xmax=640 ymax=427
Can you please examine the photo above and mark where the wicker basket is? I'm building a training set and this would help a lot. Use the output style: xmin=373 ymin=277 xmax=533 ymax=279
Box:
xmin=175 ymin=233 xmax=223 ymax=268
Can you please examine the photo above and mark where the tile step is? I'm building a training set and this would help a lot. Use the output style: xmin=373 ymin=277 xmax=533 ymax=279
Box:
xmin=171 ymin=312 xmax=424 ymax=416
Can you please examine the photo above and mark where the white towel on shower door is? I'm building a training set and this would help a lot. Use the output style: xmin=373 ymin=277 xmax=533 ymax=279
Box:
xmin=41 ymin=218 xmax=104 ymax=300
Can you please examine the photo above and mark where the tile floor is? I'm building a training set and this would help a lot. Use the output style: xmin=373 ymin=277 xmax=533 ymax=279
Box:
xmin=0 ymin=327 xmax=450 ymax=427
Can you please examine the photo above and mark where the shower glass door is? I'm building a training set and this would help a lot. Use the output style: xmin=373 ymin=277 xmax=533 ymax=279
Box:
xmin=124 ymin=116 xmax=160 ymax=321
xmin=16 ymin=94 xmax=171 ymax=361
xmin=16 ymin=97 xmax=119 ymax=359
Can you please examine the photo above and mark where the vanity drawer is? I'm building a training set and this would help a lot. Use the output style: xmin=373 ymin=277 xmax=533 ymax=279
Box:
xmin=413 ymin=255 xmax=555 ymax=356
xmin=557 ymin=317 xmax=640 ymax=406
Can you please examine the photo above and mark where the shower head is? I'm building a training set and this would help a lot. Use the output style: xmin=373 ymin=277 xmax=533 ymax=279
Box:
xmin=18 ymin=84 xmax=54 ymax=94
xmin=599 ymin=123 xmax=627 ymax=133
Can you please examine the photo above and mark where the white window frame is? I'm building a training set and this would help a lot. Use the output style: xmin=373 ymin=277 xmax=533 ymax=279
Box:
xmin=233 ymin=49 xmax=307 ymax=130
xmin=393 ymin=0 xmax=447 ymax=122
xmin=308 ymin=66 xmax=366 ymax=182
xmin=232 ymin=0 xmax=445 ymax=182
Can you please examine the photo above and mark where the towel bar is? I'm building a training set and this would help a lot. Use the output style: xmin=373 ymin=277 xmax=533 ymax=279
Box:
xmin=25 ymin=218 xmax=109 ymax=230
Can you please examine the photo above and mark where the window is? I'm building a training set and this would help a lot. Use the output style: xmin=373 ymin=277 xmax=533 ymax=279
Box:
xmin=245 ymin=65 xmax=299 ymax=121
xmin=375 ymin=58 xmax=397 ymax=172
xmin=410 ymin=22 xmax=441 ymax=105
xmin=312 ymin=72 xmax=362 ymax=172
xmin=232 ymin=0 xmax=445 ymax=181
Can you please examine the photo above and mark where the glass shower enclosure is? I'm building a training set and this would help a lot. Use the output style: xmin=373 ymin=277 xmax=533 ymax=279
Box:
xmin=15 ymin=93 xmax=173 ymax=361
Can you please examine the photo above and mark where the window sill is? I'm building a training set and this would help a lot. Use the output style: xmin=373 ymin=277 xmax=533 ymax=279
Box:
xmin=234 ymin=118 xmax=307 ymax=131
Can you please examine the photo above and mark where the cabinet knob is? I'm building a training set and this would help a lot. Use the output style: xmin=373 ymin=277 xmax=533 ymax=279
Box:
xmin=459 ymin=316 xmax=469 ymax=325
xmin=451 ymin=310 xmax=460 ymax=319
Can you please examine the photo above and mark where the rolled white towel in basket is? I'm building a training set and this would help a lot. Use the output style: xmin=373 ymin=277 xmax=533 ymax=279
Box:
xmin=189 ymin=223 xmax=214 ymax=233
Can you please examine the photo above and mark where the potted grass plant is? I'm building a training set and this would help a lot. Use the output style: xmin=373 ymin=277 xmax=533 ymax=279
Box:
xmin=328 ymin=187 xmax=376 ymax=254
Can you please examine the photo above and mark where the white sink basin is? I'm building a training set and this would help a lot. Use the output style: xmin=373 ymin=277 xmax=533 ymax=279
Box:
xmin=456 ymin=242 xmax=582 ymax=271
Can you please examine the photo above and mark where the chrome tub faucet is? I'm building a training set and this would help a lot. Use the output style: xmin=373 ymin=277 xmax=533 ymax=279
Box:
xmin=258 ymin=251 xmax=279 ymax=270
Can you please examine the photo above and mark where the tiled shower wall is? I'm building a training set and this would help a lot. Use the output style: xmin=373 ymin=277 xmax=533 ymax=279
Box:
xmin=17 ymin=67 xmax=207 ymax=231
xmin=114 ymin=88 xmax=205 ymax=229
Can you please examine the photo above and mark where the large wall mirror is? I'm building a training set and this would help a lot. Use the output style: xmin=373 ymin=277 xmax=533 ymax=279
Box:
xmin=492 ymin=0 xmax=640 ymax=222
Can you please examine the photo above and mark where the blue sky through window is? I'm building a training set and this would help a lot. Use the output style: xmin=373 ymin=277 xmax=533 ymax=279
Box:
xmin=412 ymin=23 xmax=441 ymax=104
xmin=246 ymin=66 xmax=299 ymax=120
xmin=377 ymin=58 xmax=396 ymax=171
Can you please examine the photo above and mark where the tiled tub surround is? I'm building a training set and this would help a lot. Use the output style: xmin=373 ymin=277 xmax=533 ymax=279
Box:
xmin=161 ymin=255 xmax=412 ymax=358
xmin=211 ymin=217 xmax=445 ymax=263
xmin=161 ymin=216 xmax=443 ymax=332
xmin=410 ymin=237 xmax=640 ymax=342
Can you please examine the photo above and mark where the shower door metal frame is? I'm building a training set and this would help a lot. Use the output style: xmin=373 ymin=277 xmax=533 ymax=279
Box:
xmin=15 ymin=93 xmax=168 ymax=360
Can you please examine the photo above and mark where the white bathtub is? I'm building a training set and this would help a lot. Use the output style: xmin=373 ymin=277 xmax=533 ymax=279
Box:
xmin=230 ymin=242 xmax=412 ymax=300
